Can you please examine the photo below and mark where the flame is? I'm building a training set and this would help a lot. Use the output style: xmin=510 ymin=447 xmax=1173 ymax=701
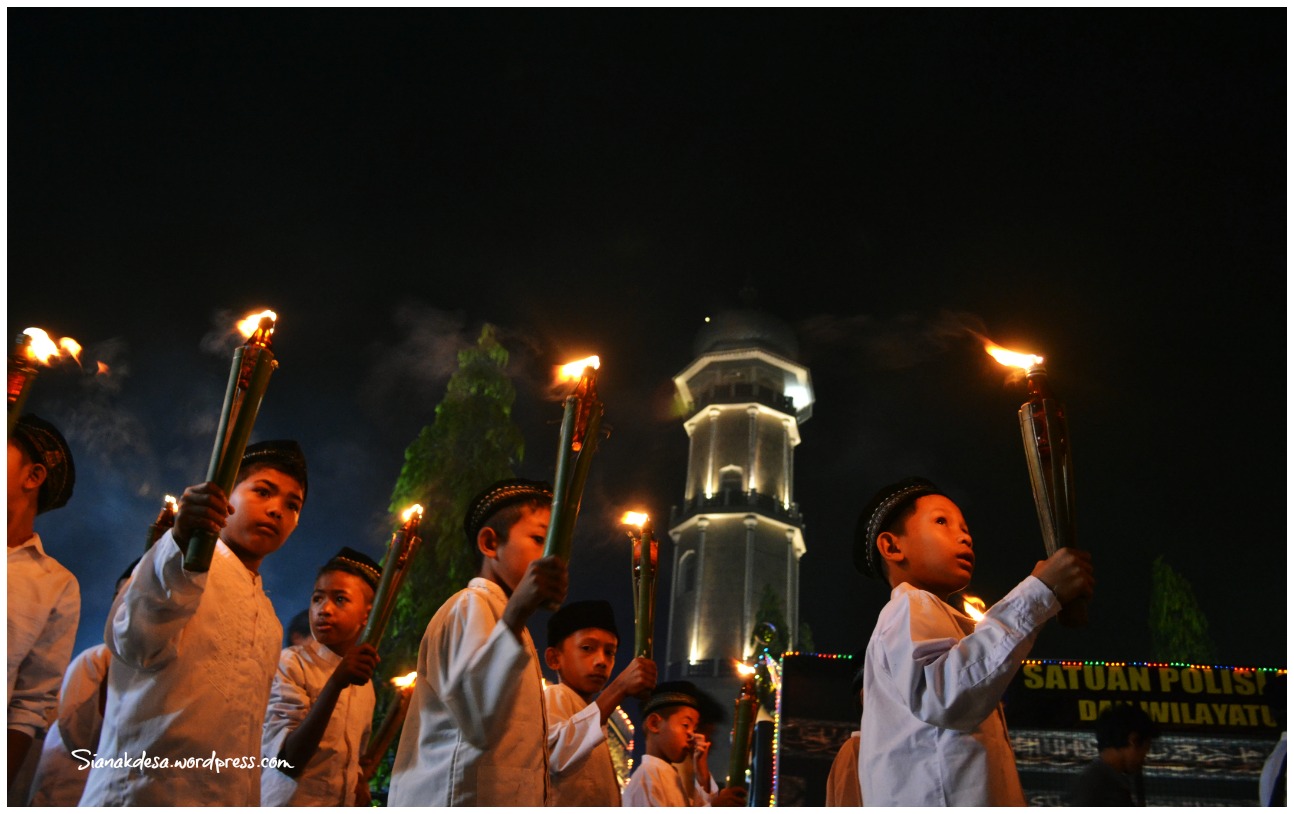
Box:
xmin=96 ymin=361 xmax=111 ymax=375
xmin=236 ymin=309 xmax=278 ymax=338
xmin=58 ymin=338 xmax=83 ymax=365
xmin=402 ymin=504 xmax=424 ymax=524
xmin=391 ymin=671 xmax=418 ymax=689
xmin=621 ymin=511 xmax=649 ymax=528
xmin=559 ymin=355 xmax=600 ymax=381
xmin=734 ymin=660 xmax=757 ymax=678
xmin=962 ymin=594 xmax=987 ymax=622
xmin=984 ymin=341 xmax=1044 ymax=371
xmin=164 ymin=495 xmax=179 ymax=513
xmin=21 ymin=328 xmax=61 ymax=365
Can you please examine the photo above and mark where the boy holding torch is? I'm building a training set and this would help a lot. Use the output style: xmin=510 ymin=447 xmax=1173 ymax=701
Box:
xmin=853 ymin=476 xmax=1094 ymax=806
xmin=81 ymin=440 xmax=308 ymax=807
xmin=544 ymin=599 xmax=657 ymax=806
xmin=7 ymin=414 xmax=78 ymax=798
xmin=261 ymin=547 xmax=382 ymax=807
xmin=388 ymin=478 xmax=567 ymax=807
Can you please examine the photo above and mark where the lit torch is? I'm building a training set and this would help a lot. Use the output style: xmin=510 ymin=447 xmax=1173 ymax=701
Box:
xmin=542 ymin=356 xmax=606 ymax=572
xmin=962 ymin=593 xmax=987 ymax=623
xmin=8 ymin=327 xmax=80 ymax=434
xmin=985 ymin=339 xmax=1086 ymax=627
xmin=360 ymin=504 xmax=424 ymax=649
xmin=623 ymin=511 xmax=658 ymax=663
xmin=727 ymin=661 xmax=759 ymax=790
xmin=360 ymin=671 xmax=418 ymax=782
xmin=146 ymin=494 xmax=179 ymax=550
xmin=184 ymin=310 xmax=279 ymax=572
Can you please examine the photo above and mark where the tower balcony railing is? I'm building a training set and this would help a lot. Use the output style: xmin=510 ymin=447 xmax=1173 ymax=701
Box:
xmin=670 ymin=487 xmax=803 ymax=527
xmin=686 ymin=382 xmax=795 ymax=415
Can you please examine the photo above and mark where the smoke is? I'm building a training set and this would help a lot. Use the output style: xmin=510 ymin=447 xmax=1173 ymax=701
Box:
xmin=796 ymin=309 xmax=988 ymax=370
xmin=359 ymin=302 xmax=475 ymax=413
xmin=198 ymin=309 xmax=249 ymax=356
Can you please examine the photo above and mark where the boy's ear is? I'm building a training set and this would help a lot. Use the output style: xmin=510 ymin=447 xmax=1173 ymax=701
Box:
xmin=876 ymin=530 xmax=906 ymax=570
xmin=644 ymin=711 xmax=662 ymax=734
xmin=544 ymin=646 xmax=562 ymax=672
xmin=21 ymin=461 xmax=47 ymax=492
xmin=477 ymin=527 xmax=500 ymax=560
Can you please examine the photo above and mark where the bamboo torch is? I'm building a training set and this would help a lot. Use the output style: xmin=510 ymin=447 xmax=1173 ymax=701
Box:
xmin=360 ymin=671 xmax=418 ymax=782
xmin=985 ymin=340 xmax=1087 ymax=627
xmin=542 ymin=356 xmax=606 ymax=570
xmin=8 ymin=328 xmax=80 ymax=435
xmin=727 ymin=661 xmax=759 ymax=790
xmin=622 ymin=511 xmax=658 ymax=660
xmin=360 ymin=504 xmax=424 ymax=649
xmin=146 ymin=495 xmax=179 ymax=549
xmin=184 ymin=310 xmax=279 ymax=572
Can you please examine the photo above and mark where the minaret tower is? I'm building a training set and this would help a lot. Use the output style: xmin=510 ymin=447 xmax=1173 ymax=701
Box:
xmin=664 ymin=299 xmax=813 ymax=725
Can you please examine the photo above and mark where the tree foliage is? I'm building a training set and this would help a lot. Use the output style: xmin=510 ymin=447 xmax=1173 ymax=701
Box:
xmin=1148 ymin=555 xmax=1215 ymax=664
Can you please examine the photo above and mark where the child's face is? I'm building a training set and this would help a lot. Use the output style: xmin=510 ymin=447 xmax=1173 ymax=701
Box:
xmin=545 ymin=627 xmax=618 ymax=697
xmin=894 ymin=494 xmax=974 ymax=597
xmin=481 ymin=504 xmax=550 ymax=593
xmin=222 ymin=466 xmax=304 ymax=570
xmin=650 ymin=706 xmax=700 ymax=763
xmin=310 ymin=570 xmax=374 ymax=652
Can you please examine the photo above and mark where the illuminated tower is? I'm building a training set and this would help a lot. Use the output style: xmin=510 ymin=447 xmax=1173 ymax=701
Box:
xmin=665 ymin=301 xmax=813 ymax=724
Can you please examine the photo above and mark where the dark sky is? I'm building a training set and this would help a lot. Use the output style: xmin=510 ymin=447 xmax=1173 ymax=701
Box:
xmin=8 ymin=10 xmax=1287 ymax=678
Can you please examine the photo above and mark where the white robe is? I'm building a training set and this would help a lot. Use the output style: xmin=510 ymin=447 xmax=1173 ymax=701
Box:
xmin=860 ymin=577 xmax=1058 ymax=806
xmin=260 ymin=637 xmax=376 ymax=806
xmin=545 ymin=679 xmax=622 ymax=806
xmin=7 ymin=533 xmax=80 ymax=740
xmin=27 ymin=643 xmax=111 ymax=807
xmin=622 ymin=753 xmax=715 ymax=807
xmin=80 ymin=531 xmax=282 ymax=806
xmin=388 ymin=577 xmax=549 ymax=806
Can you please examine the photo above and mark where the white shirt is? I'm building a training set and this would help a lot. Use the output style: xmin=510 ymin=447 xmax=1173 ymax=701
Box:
xmin=260 ymin=636 xmax=376 ymax=806
xmin=27 ymin=643 xmax=111 ymax=806
xmin=80 ymin=530 xmax=282 ymax=806
xmin=622 ymin=753 xmax=715 ymax=807
xmin=546 ymin=679 xmax=622 ymax=806
xmin=388 ymin=577 xmax=550 ymax=806
xmin=7 ymin=533 xmax=80 ymax=739
xmin=860 ymin=577 xmax=1058 ymax=806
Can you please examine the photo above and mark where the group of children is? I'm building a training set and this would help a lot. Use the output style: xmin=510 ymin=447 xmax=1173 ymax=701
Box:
xmin=9 ymin=408 xmax=1097 ymax=807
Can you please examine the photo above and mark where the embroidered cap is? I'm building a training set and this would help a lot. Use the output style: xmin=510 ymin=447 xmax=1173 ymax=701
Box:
xmin=322 ymin=546 xmax=382 ymax=592
xmin=854 ymin=476 xmax=944 ymax=578
xmin=11 ymin=413 xmax=76 ymax=514
xmin=642 ymin=680 xmax=703 ymax=718
xmin=547 ymin=599 xmax=618 ymax=649
xmin=240 ymin=439 xmax=308 ymax=500
xmin=463 ymin=478 xmax=554 ymax=543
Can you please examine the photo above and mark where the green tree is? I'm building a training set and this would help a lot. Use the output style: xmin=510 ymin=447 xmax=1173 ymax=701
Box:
xmin=1149 ymin=555 xmax=1215 ymax=664
xmin=751 ymin=584 xmax=791 ymax=657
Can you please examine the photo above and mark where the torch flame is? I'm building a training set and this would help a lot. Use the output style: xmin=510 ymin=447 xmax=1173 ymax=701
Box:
xmin=734 ymin=660 xmax=757 ymax=678
xmin=22 ymin=328 xmax=61 ymax=365
xmin=58 ymin=338 xmax=83 ymax=365
xmin=984 ymin=341 xmax=1044 ymax=372
xmin=402 ymin=504 xmax=424 ymax=524
xmin=391 ymin=671 xmax=418 ymax=689
xmin=164 ymin=495 xmax=179 ymax=513
xmin=559 ymin=355 xmax=600 ymax=381
xmin=96 ymin=361 xmax=111 ymax=375
xmin=962 ymin=594 xmax=987 ymax=622
xmin=236 ymin=309 xmax=278 ymax=339
xmin=621 ymin=511 xmax=649 ymax=528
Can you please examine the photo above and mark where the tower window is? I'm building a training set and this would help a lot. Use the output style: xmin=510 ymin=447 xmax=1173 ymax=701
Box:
xmin=719 ymin=465 xmax=744 ymax=493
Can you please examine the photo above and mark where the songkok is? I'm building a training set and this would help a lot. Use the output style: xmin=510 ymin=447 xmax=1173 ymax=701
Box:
xmin=463 ymin=478 xmax=554 ymax=543
xmin=854 ymin=476 xmax=944 ymax=579
xmin=547 ymin=599 xmax=618 ymax=649
xmin=322 ymin=546 xmax=382 ymax=592
xmin=240 ymin=439 xmax=308 ymax=500
xmin=11 ymin=413 xmax=76 ymax=514
xmin=642 ymin=680 xmax=703 ymax=718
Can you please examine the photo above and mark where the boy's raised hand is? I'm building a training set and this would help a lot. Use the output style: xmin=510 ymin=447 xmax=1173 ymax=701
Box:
xmin=610 ymin=656 xmax=657 ymax=698
xmin=503 ymin=555 xmax=568 ymax=636
xmin=172 ymin=481 xmax=232 ymax=549
xmin=1031 ymin=547 xmax=1094 ymax=606
xmin=329 ymin=643 xmax=379 ymax=688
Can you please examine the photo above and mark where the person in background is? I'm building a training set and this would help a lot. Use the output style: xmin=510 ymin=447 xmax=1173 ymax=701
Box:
xmin=825 ymin=662 xmax=864 ymax=806
xmin=622 ymin=681 xmax=745 ymax=806
xmin=1066 ymin=703 xmax=1157 ymax=806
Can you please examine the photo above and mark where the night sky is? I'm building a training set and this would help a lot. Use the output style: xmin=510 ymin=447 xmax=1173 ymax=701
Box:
xmin=8 ymin=10 xmax=1287 ymax=682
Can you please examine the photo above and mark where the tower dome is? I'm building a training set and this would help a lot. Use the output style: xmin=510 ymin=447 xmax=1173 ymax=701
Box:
xmin=694 ymin=307 xmax=800 ymax=360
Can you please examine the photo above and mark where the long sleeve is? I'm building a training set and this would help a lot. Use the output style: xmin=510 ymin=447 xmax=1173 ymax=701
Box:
xmin=433 ymin=590 xmax=529 ymax=749
xmin=103 ymin=530 xmax=207 ymax=672
xmin=880 ymin=577 xmax=1057 ymax=732
xmin=7 ymin=537 xmax=80 ymax=738
xmin=545 ymin=683 xmax=606 ymax=775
